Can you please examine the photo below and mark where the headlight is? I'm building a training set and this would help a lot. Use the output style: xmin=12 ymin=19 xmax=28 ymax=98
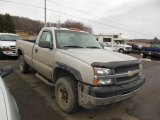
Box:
xmin=93 ymin=67 xmax=113 ymax=86
xmin=1 ymin=46 xmax=11 ymax=51
xmin=94 ymin=67 xmax=112 ymax=75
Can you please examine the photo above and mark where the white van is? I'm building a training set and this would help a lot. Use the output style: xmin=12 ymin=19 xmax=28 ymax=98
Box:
xmin=95 ymin=34 xmax=132 ymax=54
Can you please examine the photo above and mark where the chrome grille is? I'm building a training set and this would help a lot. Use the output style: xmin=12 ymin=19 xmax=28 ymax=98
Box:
xmin=115 ymin=65 xmax=139 ymax=74
xmin=10 ymin=46 xmax=16 ymax=53
xmin=114 ymin=64 xmax=140 ymax=84
xmin=126 ymin=47 xmax=132 ymax=50
xmin=116 ymin=73 xmax=139 ymax=84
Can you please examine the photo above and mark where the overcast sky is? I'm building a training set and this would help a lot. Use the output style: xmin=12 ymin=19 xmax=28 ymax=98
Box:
xmin=0 ymin=0 xmax=160 ymax=39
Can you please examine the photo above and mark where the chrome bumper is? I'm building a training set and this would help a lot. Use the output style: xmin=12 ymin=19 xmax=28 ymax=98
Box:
xmin=2 ymin=51 xmax=17 ymax=56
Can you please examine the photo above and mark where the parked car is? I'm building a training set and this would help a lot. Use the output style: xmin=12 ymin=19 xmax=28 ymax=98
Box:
xmin=0 ymin=33 xmax=20 ymax=59
xmin=141 ymin=43 xmax=160 ymax=58
xmin=16 ymin=27 xmax=145 ymax=113
xmin=0 ymin=66 xmax=21 ymax=120
xmin=131 ymin=44 xmax=142 ymax=53
xmin=99 ymin=42 xmax=117 ymax=51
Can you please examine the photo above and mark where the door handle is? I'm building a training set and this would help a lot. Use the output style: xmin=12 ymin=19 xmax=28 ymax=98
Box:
xmin=35 ymin=49 xmax=38 ymax=53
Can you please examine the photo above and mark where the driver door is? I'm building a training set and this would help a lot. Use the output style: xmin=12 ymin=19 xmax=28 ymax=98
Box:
xmin=33 ymin=30 xmax=54 ymax=79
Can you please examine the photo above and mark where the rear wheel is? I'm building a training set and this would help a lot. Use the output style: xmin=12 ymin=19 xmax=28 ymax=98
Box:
xmin=55 ymin=76 xmax=78 ymax=113
xmin=19 ymin=55 xmax=29 ymax=73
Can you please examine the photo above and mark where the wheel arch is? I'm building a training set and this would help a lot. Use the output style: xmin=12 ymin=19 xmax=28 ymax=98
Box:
xmin=53 ymin=62 xmax=82 ymax=82
xmin=17 ymin=48 xmax=24 ymax=57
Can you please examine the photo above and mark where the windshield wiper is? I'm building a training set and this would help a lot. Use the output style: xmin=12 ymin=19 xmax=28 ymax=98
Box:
xmin=86 ymin=46 xmax=101 ymax=49
xmin=63 ymin=45 xmax=83 ymax=48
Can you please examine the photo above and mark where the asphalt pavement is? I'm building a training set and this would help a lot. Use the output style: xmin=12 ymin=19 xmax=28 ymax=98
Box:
xmin=0 ymin=54 xmax=160 ymax=120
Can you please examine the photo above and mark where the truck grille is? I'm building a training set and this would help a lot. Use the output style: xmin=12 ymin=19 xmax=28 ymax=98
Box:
xmin=115 ymin=65 xmax=139 ymax=74
xmin=126 ymin=47 xmax=132 ymax=50
xmin=10 ymin=46 xmax=16 ymax=53
xmin=114 ymin=64 xmax=140 ymax=84
xmin=116 ymin=73 xmax=139 ymax=84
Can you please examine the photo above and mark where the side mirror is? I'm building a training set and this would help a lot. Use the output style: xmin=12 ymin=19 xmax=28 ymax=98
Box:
xmin=0 ymin=66 xmax=13 ymax=78
xmin=39 ymin=41 xmax=53 ymax=49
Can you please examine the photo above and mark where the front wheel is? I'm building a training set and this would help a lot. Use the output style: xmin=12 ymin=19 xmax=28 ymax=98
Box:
xmin=19 ymin=55 xmax=29 ymax=73
xmin=0 ymin=50 xmax=4 ymax=60
xmin=55 ymin=76 xmax=79 ymax=113
xmin=119 ymin=49 xmax=124 ymax=53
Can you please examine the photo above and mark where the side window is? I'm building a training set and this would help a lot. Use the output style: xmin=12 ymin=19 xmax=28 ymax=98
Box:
xmin=113 ymin=35 xmax=118 ymax=38
xmin=103 ymin=38 xmax=111 ymax=42
xmin=39 ymin=31 xmax=53 ymax=47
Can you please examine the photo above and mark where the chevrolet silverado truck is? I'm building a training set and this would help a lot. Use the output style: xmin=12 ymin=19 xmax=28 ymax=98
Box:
xmin=0 ymin=33 xmax=20 ymax=59
xmin=16 ymin=27 xmax=145 ymax=113
xmin=141 ymin=43 xmax=160 ymax=58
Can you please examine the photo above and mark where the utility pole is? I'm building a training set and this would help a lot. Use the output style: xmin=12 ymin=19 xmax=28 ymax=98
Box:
xmin=44 ymin=0 xmax=46 ymax=26
xmin=57 ymin=15 xmax=61 ymax=28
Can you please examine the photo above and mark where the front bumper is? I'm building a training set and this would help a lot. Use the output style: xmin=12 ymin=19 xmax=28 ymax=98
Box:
xmin=146 ymin=51 xmax=160 ymax=57
xmin=78 ymin=76 xmax=145 ymax=109
xmin=124 ymin=48 xmax=132 ymax=52
xmin=2 ymin=51 xmax=17 ymax=56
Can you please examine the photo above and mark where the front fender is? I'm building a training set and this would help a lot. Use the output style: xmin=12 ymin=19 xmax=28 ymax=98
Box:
xmin=56 ymin=62 xmax=82 ymax=81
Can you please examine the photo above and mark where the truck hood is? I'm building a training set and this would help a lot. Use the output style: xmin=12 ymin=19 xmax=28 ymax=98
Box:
xmin=117 ymin=44 xmax=132 ymax=48
xmin=104 ymin=47 xmax=116 ymax=51
xmin=59 ymin=49 xmax=137 ymax=65
xmin=0 ymin=41 xmax=16 ymax=47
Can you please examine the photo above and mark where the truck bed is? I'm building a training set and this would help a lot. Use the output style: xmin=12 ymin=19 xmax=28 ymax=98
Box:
xmin=20 ymin=39 xmax=36 ymax=43
xmin=16 ymin=39 xmax=35 ymax=66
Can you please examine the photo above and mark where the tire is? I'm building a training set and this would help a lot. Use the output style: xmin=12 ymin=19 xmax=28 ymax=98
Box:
xmin=55 ymin=76 xmax=78 ymax=113
xmin=119 ymin=48 xmax=124 ymax=53
xmin=0 ymin=50 xmax=4 ymax=60
xmin=142 ymin=54 xmax=147 ymax=58
xmin=19 ymin=55 xmax=29 ymax=73
xmin=126 ymin=51 xmax=130 ymax=54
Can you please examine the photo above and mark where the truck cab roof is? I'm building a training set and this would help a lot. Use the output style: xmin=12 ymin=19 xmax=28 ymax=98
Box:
xmin=42 ymin=27 xmax=88 ymax=33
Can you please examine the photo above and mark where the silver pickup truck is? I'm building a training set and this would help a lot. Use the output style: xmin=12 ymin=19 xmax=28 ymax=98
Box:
xmin=16 ymin=27 xmax=145 ymax=113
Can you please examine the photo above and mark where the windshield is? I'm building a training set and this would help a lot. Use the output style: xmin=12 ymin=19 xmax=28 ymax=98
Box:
xmin=152 ymin=44 xmax=160 ymax=48
xmin=0 ymin=35 xmax=20 ymax=41
xmin=55 ymin=30 xmax=102 ymax=49
xmin=114 ymin=40 xmax=125 ymax=44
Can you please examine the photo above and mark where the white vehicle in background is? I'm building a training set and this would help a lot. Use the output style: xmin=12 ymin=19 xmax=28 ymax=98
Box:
xmin=114 ymin=39 xmax=132 ymax=54
xmin=95 ymin=34 xmax=132 ymax=54
xmin=0 ymin=33 xmax=20 ymax=59
xmin=99 ymin=42 xmax=116 ymax=51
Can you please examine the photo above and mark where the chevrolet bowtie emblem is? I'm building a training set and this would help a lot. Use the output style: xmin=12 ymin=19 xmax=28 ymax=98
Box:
xmin=128 ymin=71 xmax=134 ymax=77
